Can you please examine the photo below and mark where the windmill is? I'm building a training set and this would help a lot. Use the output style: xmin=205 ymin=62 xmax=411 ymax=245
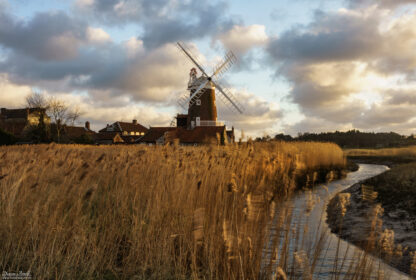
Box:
xmin=175 ymin=42 xmax=244 ymax=129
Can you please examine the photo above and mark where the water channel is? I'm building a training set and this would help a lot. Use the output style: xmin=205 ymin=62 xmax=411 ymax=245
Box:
xmin=265 ymin=164 xmax=412 ymax=279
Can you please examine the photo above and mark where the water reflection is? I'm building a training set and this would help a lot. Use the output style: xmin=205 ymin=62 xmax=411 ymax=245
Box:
xmin=264 ymin=164 xmax=411 ymax=279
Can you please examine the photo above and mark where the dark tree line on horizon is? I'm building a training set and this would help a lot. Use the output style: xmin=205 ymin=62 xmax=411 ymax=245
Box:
xmin=262 ymin=130 xmax=416 ymax=149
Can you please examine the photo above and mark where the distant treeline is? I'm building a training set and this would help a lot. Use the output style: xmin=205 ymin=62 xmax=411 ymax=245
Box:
xmin=258 ymin=130 xmax=416 ymax=148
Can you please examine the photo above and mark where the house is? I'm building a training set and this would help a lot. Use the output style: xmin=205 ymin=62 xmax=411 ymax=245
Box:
xmin=137 ymin=127 xmax=177 ymax=145
xmin=63 ymin=121 xmax=96 ymax=143
xmin=97 ymin=120 xmax=148 ymax=144
xmin=95 ymin=132 xmax=124 ymax=145
xmin=0 ymin=108 xmax=50 ymax=138
xmin=137 ymin=126 xmax=235 ymax=146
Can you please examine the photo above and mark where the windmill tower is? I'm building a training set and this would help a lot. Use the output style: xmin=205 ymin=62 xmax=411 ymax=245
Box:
xmin=176 ymin=42 xmax=244 ymax=129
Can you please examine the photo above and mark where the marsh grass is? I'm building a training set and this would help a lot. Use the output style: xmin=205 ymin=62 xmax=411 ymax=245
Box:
xmin=0 ymin=142 xmax=355 ymax=279
xmin=345 ymin=146 xmax=416 ymax=158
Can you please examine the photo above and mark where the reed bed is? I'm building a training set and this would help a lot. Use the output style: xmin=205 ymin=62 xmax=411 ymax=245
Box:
xmin=345 ymin=146 xmax=416 ymax=158
xmin=0 ymin=142 xmax=346 ymax=279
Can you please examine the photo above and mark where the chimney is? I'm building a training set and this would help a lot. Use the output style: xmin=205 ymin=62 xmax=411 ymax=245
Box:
xmin=85 ymin=121 xmax=90 ymax=130
xmin=132 ymin=119 xmax=137 ymax=125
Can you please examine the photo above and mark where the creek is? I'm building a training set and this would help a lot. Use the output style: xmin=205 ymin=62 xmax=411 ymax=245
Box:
xmin=264 ymin=164 xmax=411 ymax=279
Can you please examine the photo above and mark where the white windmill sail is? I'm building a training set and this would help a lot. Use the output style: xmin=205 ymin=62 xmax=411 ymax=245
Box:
xmin=176 ymin=41 xmax=244 ymax=114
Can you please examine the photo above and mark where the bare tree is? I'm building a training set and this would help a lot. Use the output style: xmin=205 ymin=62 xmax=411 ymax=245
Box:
xmin=48 ymin=97 xmax=68 ymax=143
xmin=66 ymin=105 xmax=81 ymax=126
xmin=25 ymin=91 xmax=83 ymax=143
xmin=26 ymin=89 xmax=49 ymax=109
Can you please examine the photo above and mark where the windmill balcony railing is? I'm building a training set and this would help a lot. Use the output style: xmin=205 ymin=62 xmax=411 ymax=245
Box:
xmin=193 ymin=120 xmax=225 ymax=127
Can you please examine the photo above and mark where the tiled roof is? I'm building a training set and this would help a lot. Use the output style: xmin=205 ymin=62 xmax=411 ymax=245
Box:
xmin=118 ymin=122 xmax=148 ymax=133
xmin=99 ymin=121 xmax=148 ymax=133
xmin=138 ymin=127 xmax=176 ymax=143
xmin=64 ymin=126 xmax=95 ymax=139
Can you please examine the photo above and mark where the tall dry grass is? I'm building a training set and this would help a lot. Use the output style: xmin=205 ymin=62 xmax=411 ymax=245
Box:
xmin=0 ymin=142 xmax=345 ymax=279
xmin=345 ymin=146 xmax=416 ymax=158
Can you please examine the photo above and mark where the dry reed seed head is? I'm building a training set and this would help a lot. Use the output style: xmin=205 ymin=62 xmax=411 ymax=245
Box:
xmin=361 ymin=184 xmax=378 ymax=202
xmin=275 ymin=267 xmax=287 ymax=280
xmin=243 ymin=184 xmax=248 ymax=195
xmin=230 ymin=173 xmax=239 ymax=192
xmin=193 ymin=208 xmax=205 ymax=245
xmin=222 ymin=220 xmax=238 ymax=259
xmin=305 ymin=191 xmax=320 ymax=214
xmin=294 ymin=250 xmax=312 ymax=280
xmin=369 ymin=204 xmax=384 ymax=229
xmin=269 ymin=201 xmax=276 ymax=220
xmin=326 ymin=192 xmax=351 ymax=231
xmin=246 ymin=236 xmax=253 ymax=259
xmin=410 ymin=251 xmax=416 ymax=276
xmin=378 ymin=229 xmax=395 ymax=256
xmin=325 ymin=170 xmax=335 ymax=182
xmin=246 ymin=193 xmax=265 ymax=222
xmin=394 ymin=244 xmax=403 ymax=258
xmin=377 ymin=269 xmax=385 ymax=280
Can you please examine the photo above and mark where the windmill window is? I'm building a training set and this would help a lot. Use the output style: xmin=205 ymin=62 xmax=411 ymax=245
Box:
xmin=196 ymin=99 xmax=201 ymax=106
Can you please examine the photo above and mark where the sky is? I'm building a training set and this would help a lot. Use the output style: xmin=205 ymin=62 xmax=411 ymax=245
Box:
xmin=1 ymin=0 xmax=416 ymax=137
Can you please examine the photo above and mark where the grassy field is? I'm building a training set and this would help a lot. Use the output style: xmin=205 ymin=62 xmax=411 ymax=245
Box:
xmin=345 ymin=146 xmax=416 ymax=167
xmin=345 ymin=146 xmax=416 ymax=157
xmin=0 ymin=142 xmax=348 ymax=279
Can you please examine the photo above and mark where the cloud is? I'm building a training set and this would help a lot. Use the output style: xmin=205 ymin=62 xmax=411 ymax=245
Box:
xmin=267 ymin=4 xmax=416 ymax=135
xmin=74 ymin=0 xmax=235 ymax=49
xmin=217 ymin=24 xmax=268 ymax=55
xmin=284 ymin=117 xmax=353 ymax=136
xmin=347 ymin=0 xmax=416 ymax=8
xmin=0 ymin=6 xmax=238 ymax=105
xmin=0 ymin=10 xmax=88 ymax=61
xmin=0 ymin=74 xmax=32 ymax=107
xmin=355 ymin=103 xmax=416 ymax=128
xmin=386 ymin=90 xmax=416 ymax=105
xmin=0 ymin=5 xmax=193 ymax=103
xmin=267 ymin=8 xmax=383 ymax=64
xmin=216 ymin=89 xmax=282 ymax=133
xmin=86 ymin=27 xmax=111 ymax=44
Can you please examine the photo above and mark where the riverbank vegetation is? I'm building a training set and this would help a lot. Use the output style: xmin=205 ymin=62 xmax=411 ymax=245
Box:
xmin=345 ymin=145 xmax=416 ymax=167
xmin=0 ymin=142 xmax=352 ymax=279
xmin=327 ymin=146 xmax=416 ymax=277
xmin=328 ymin=164 xmax=416 ymax=276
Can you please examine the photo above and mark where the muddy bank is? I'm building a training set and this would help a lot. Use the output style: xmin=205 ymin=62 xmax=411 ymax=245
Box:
xmin=327 ymin=182 xmax=416 ymax=276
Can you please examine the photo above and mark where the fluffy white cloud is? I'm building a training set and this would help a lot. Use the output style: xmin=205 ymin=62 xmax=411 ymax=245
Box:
xmin=217 ymin=24 xmax=268 ymax=55
xmin=86 ymin=27 xmax=111 ymax=44
xmin=216 ymin=88 xmax=282 ymax=134
xmin=267 ymin=4 xmax=416 ymax=135
xmin=0 ymin=74 xmax=32 ymax=107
